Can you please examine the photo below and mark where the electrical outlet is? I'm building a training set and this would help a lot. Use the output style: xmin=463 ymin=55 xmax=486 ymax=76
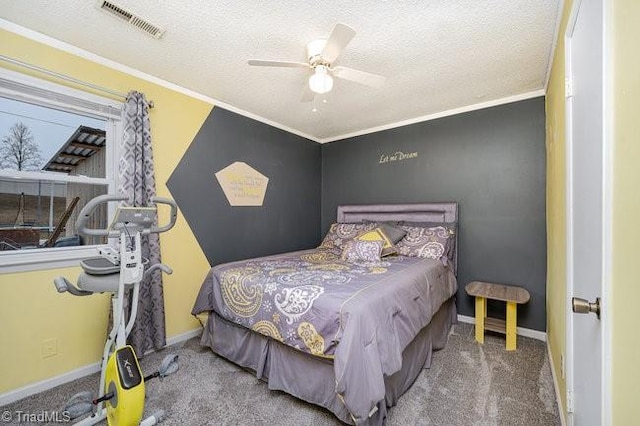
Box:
xmin=560 ymin=353 xmax=565 ymax=379
xmin=42 ymin=338 xmax=57 ymax=358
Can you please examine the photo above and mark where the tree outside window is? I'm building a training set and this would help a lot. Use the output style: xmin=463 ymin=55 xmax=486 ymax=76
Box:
xmin=0 ymin=121 xmax=43 ymax=171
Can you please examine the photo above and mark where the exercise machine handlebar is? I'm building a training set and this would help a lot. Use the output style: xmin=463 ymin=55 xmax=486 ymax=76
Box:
xmin=75 ymin=194 xmax=178 ymax=237
xmin=53 ymin=277 xmax=92 ymax=296
xmin=76 ymin=194 xmax=126 ymax=238
xmin=147 ymin=197 xmax=178 ymax=234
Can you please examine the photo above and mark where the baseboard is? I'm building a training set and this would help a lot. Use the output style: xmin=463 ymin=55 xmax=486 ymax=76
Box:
xmin=0 ymin=327 xmax=202 ymax=407
xmin=0 ymin=362 xmax=101 ymax=407
xmin=165 ymin=328 xmax=202 ymax=347
xmin=547 ymin=340 xmax=567 ymax=426
xmin=456 ymin=314 xmax=547 ymax=341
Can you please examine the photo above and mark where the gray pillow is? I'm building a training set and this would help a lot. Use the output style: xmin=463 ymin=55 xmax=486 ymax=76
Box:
xmin=376 ymin=222 xmax=407 ymax=245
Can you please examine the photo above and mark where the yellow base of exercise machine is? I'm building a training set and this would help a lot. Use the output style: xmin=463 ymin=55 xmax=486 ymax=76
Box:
xmin=104 ymin=346 xmax=145 ymax=426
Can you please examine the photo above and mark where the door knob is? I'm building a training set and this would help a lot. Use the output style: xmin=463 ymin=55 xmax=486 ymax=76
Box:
xmin=572 ymin=297 xmax=600 ymax=319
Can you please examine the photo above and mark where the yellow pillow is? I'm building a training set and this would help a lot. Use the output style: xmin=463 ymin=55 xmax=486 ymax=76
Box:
xmin=356 ymin=227 xmax=397 ymax=257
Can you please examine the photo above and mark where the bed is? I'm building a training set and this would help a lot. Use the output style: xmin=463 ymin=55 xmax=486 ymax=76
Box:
xmin=192 ymin=202 xmax=459 ymax=425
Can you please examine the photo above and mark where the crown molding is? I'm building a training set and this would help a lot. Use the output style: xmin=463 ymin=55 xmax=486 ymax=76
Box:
xmin=319 ymin=89 xmax=546 ymax=143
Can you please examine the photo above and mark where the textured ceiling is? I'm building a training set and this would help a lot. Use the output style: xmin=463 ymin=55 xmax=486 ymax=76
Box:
xmin=0 ymin=0 xmax=560 ymax=142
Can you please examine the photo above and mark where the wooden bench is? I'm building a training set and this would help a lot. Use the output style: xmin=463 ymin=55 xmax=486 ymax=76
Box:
xmin=465 ymin=281 xmax=530 ymax=350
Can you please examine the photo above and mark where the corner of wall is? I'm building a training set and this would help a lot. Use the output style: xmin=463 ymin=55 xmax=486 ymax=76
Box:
xmin=544 ymin=0 xmax=573 ymax=418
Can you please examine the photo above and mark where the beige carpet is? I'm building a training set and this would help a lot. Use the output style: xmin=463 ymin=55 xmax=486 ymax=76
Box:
xmin=2 ymin=323 xmax=560 ymax=425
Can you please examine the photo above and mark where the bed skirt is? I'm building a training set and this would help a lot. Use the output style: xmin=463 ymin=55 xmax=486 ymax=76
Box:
xmin=199 ymin=296 xmax=457 ymax=425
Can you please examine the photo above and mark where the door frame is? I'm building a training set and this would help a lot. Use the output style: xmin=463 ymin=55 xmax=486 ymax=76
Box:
xmin=564 ymin=0 xmax=613 ymax=424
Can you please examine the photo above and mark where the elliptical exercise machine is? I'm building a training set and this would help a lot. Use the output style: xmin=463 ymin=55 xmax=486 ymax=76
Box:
xmin=54 ymin=194 xmax=179 ymax=426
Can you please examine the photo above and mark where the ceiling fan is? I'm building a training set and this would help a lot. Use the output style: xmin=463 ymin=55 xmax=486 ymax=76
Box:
xmin=248 ymin=23 xmax=386 ymax=102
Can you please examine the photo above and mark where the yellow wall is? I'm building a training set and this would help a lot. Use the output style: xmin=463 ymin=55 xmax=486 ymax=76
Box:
xmin=0 ymin=29 xmax=213 ymax=393
xmin=611 ymin=0 xmax=640 ymax=421
xmin=544 ymin=0 xmax=572 ymax=417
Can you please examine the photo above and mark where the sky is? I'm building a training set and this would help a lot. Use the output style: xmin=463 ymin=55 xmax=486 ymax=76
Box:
xmin=0 ymin=96 xmax=106 ymax=170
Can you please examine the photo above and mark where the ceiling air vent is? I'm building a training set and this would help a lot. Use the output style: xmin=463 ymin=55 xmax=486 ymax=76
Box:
xmin=98 ymin=1 xmax=165 ymax=39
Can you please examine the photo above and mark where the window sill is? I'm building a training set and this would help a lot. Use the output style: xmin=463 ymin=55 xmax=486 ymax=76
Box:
xmin=0 ymin=246 xmax=105 ymax=274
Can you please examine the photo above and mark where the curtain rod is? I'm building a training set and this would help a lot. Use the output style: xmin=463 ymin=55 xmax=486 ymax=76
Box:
xmin=0 ymin=55 xmax=155 ymax=108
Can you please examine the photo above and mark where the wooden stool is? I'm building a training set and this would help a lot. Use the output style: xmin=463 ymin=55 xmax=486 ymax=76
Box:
xmin=465 ymin=281 xmax=530 ymax=350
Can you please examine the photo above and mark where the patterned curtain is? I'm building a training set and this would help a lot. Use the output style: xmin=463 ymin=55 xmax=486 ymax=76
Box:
xmin=118 ymin=91 xmax=166 ymax=354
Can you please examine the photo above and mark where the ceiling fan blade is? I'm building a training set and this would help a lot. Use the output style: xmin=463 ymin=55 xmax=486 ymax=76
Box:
xmin=321 ymin=23 xmax=356 ymax=63
xmin=332 ymin=66 xmax=386 ymax=88
xmin=248 ymin=60 xmax=309 ymax=68
xmin=301 ymin=84 xmax=315 ymax=103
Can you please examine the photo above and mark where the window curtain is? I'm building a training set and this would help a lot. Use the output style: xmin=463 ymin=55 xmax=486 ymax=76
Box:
xmin=118 ymin=91 xmax=166 ymax=354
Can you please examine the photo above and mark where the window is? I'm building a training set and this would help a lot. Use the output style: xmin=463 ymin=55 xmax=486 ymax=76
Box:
xmin=0 ymin=68 xmax=122 ymax=272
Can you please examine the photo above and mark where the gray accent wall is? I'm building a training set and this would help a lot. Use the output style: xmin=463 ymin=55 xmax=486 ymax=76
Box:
xmin=167 ymin=107 xmax=321 ymax=266
xmin=166 ymin=99 xmax=547 ymax=331
xmin=321 ymin=97 xmax=547 ymax=331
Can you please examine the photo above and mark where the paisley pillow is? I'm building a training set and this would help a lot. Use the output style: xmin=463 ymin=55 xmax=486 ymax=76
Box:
xmin=396 ymin=225 xmax=454 ymax=260
xmin=400 ymin=222 xmax=457 ymax=261
xmin=341 ymin=239 xmax=384 ymax=264
xmin=319 ymin=222 xmax=377 ymax=251
xmin=355 ymin=227 xmax=398 ymax=257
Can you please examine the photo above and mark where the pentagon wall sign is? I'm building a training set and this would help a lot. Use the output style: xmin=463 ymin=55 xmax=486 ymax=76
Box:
xmin=215 ymin=161 xmax=269 ymax=206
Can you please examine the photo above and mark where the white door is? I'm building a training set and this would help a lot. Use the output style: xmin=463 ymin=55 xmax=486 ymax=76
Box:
xmin=565 ymin=0 xmax=610 ymax=424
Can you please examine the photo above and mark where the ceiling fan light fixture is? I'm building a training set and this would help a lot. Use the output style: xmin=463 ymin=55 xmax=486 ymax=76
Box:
xmin=309 ymin=65 xmax=333 ymax=94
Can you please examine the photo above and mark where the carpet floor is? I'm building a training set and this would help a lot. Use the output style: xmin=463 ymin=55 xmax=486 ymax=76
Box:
xmin=2 ymin=323 xmax=560 ymax=425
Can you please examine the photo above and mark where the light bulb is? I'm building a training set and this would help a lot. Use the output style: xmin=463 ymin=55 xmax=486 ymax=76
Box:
xmin=309 ymin=65 xmax=333 ymax=94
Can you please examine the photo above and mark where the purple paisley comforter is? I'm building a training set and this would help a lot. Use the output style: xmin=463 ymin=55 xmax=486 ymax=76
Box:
xmin=192 ymin=248 xmax=457 ymax=423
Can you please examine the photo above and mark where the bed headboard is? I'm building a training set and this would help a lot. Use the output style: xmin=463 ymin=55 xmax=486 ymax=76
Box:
xmin=336 ymin=202 xmax=459 ymax=273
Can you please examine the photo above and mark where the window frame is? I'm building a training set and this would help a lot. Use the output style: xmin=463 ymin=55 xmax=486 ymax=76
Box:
xmin=0 ymin=67 xmax=123 ymax=273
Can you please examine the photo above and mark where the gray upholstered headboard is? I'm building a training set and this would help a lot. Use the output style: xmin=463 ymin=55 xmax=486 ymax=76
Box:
xmin=336 ymin=202 xmax=459 ymax=273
